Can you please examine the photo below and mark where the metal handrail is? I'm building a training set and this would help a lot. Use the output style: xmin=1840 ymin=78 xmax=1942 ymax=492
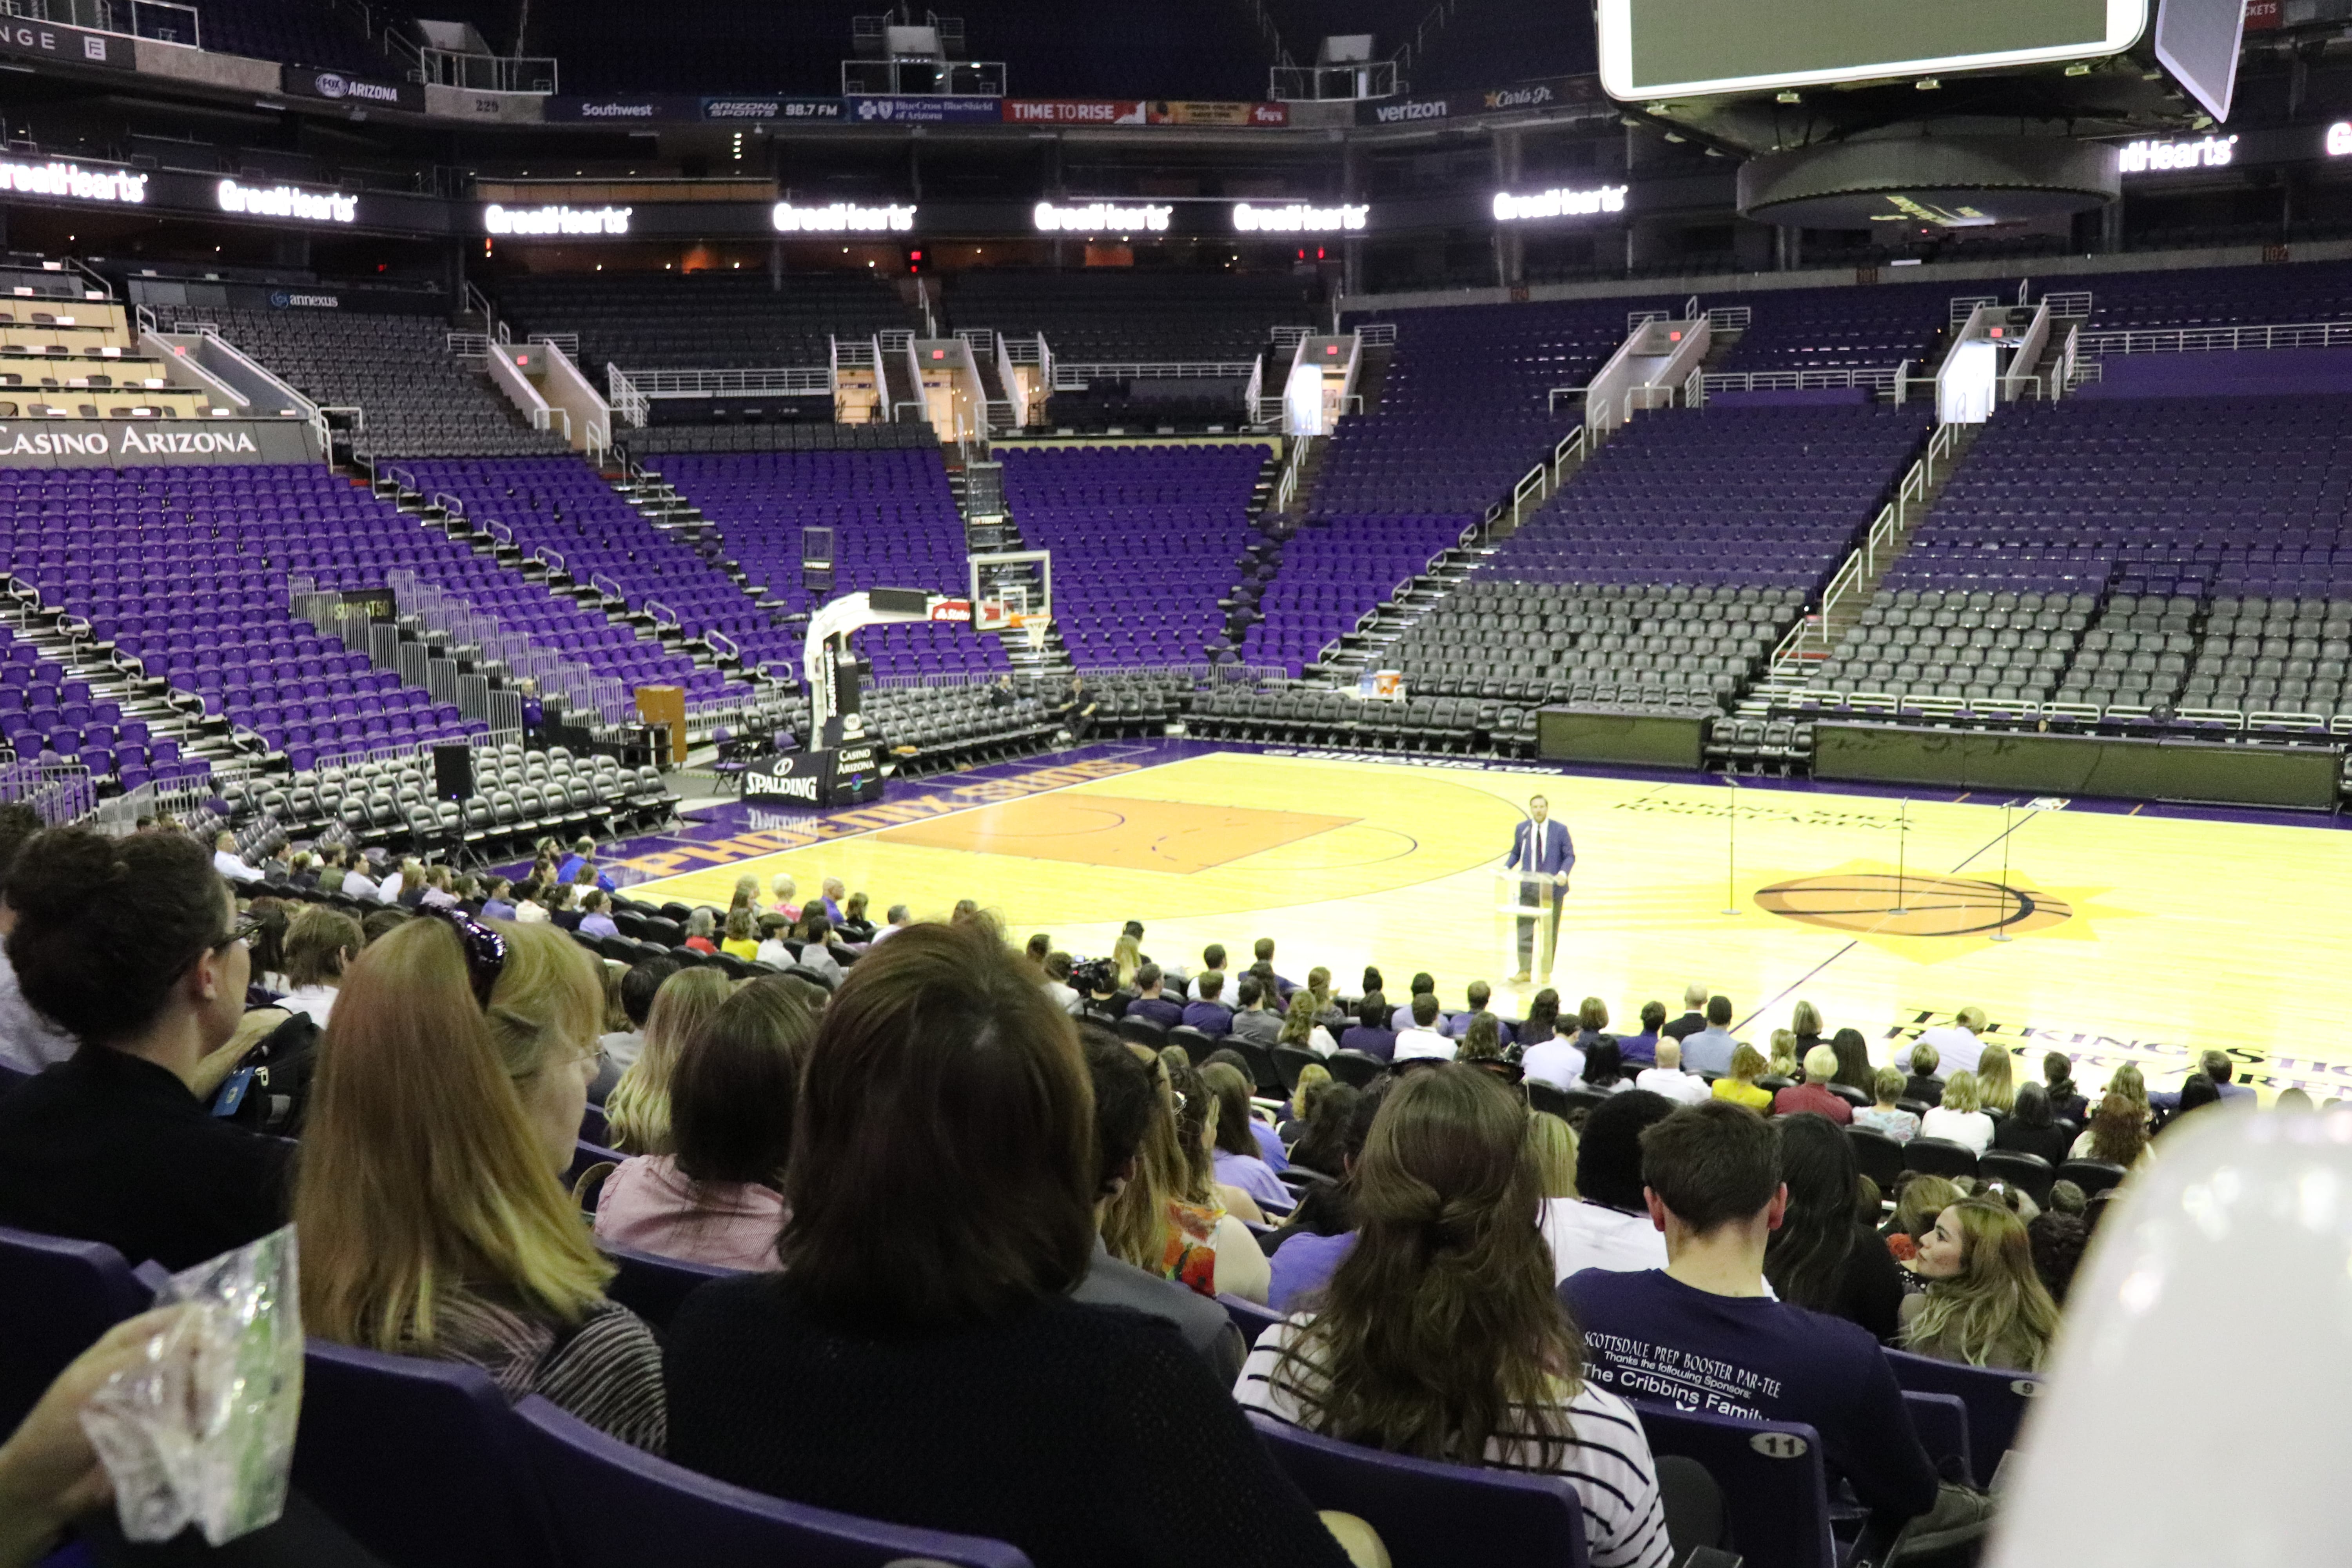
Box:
xmin=1702 ymin=366 xmax=1902 ymax=393
xmin=2076 ymin=319 xmax=2352 ymax=356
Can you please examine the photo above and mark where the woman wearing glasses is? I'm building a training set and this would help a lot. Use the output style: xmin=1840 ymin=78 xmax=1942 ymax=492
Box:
xmin=0 ymin=828 xmax=287 ymax=1272
xmin=294 ymin=911 xmax=668 ymax=1452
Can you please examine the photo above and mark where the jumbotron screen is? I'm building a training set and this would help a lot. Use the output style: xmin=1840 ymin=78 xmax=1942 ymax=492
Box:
xmin=1597 ymin=0 xmax=2148 ymax=99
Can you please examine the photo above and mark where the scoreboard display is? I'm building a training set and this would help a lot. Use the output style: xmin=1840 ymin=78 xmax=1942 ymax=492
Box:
xmin=1597 ymin=0 xmax=2148 ymax=99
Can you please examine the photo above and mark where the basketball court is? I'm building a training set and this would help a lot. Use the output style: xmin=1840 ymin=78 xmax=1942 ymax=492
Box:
xmin=608 ymin=742 xmax=2352 ymax=1103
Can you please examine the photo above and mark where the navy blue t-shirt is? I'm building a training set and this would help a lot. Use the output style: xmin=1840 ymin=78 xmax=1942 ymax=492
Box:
xmin=1559 ymin=1268 xmax=1939 ymax=1523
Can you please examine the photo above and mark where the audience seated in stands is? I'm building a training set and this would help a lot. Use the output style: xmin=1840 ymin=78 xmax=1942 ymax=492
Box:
xmin=1975 ymin=1045 xmax=2018 ymax=1114
xmin=1920 ymin=1071 xmax=1996 ymax=1155
xmin=1227 ymin=974 xmax=1279 ymax=1044
xmin=1240 ymin=1064 xmax=1674 ymax=1568
xmin=1073 ymin=1028 xmax=1246 ymax=1383
xmin=1917 ymin=1007 xmax=1988 ymax=1077
xmin=2165 ymin=1073 xmax=2226 ymax=1135
xmin=1883 ymin=1173 xmax=1963 ymax=1265
xmin=1264 ymin=1084 xmax=1383 ymax=1314
xmin=1662 ymin=983 xmax=1710 ymax=1043
xmin=603 ymin=966 xmax=732 ymax=1155
xmin=2151 ymin=1048 xmax=2256 ymax=1112
xmin=0 ymin=828 xmax=288 ymax=1271
xmin=662 ymin=922 xmax=1361 ymax=1568
xmin=1898 ymin=1200 xmax=2061 ymax=1372
xmin=296 ymin=911 xmax=667 ymax=1450
xmin=1528 ymin=1111 xmax=1577 ymax=1198
xmin=600 ymin=956 xmax=675 ymax=1077
xmin=1904 ymin=1042 xmax=1947 ymax=1107
xmin=1633 ymin=1038 xmax=1710 ymax=1105
xmin=1828 ymin=1027 xmax=1876 ymax=1093
xmin=1993 ymin=1082 xmax=2073 ymax=1166
xmin=278 ymin=905 xmax=361 ymax=1025
xmin=1763 ymin=1114 xmax=1903 ymax=1339
xmin=1680 ymin=994 xmax=1742 ymax=1077
xmin=1337 ymin=993 xmax=1394 ymax=1061
xmin=1181 ymin=968 xmax=1234 ymax=1035
xmin=1519 ymin=1002 xmax=1586 ymax=1091
xmin=1540 ymin=1088 xmax=1679 ymax=1282
xmin=594 ymin=975 xmax=815 ymax=1271
xmin=1581 ymin=1040 xmax=1628 ymax=1093
xmin=1204 ymin=1062 xmax=1294 ymax=1216
xmin=1774 ymin=1045 xmax=1854 ymax=1123
xmin=1279 ymin=990 xmax=1339 ymax=1058
xmin=1441 ymin=980 xmax=1515 ymax=1045
xmin=1562 ymin=1102 xmax=1984 ymax=1547
xmin=1389 ymin=972 xmax=1440 ymax=1031
xmin=1125 ymin=962 xmax=1184 ymax=1030
xmin=1856 ymin=1066 xmax=1922 ymax=1143
xmin=1108 ymin=1051 xmax=1271 ymax=1303
xmin=1711 ymin=1044 xmax=1773 ymax=1111
xmin=1516 ymin=987 xmax=1561 ymax=1046
xmin=1617 ymin=999 xmax=1666 ymax=1067
xmin=2038 ymin=1053 xmax=2085 ymax=1123
xmin=1391 ymin=993 xmax=1451 ymax=1062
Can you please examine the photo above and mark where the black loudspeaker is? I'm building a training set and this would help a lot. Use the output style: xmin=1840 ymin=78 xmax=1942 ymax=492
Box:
xmin=432 ymin=744 xmax=475 ymax=802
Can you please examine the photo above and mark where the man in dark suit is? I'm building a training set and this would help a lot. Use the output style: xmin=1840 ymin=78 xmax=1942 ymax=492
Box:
xmin=1505 ymin=794 xmax=1574 ymax=983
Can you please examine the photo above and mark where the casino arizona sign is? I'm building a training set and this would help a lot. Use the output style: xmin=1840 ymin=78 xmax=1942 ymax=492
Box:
xmin=0 ymin=426 xmax=261 ymax=457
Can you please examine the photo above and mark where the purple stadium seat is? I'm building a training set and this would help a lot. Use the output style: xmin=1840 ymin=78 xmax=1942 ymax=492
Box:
xmin=293 ymin=1339 xmax=558 ymax=1568
xmin=1243 ymin=1411 xmax=1590 ymax=1568
xmin=598 ymin=1242 xmax=744 ymax=1331
xmin=514 ymin=1395 xmax=1035 ymax=1568
xmin=0 ymin=1224 xmax=153 ymax=1434
xmin=1886 ymin=1349 xmax=2040 ymax=1488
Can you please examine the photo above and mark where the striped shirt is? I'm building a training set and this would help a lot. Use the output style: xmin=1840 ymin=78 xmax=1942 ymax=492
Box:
xmin=409 ymin=1287 xmax=668 ymax=1454
xmin=1236 ymin=1317 xmax=1673 ymax=1568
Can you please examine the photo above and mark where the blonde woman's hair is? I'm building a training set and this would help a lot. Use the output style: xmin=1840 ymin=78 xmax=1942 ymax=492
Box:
xmin=2107 ymin=1060 xmax=2147 ymax=1110
xmin=1792 ymin=1000 xmax=1822 ymax=1038
xmin=1768 ymin=1029 xmax=1799 ymax=1078
xmin=1111 ymin=933 xmax=1143 ymax=990
xmin=733 ymin=873 xmax=760 ymax=907
xmin=1279 ymin=990 xmax=1320 ymax=1048
xmin=1729 ymin=1043 xmax=1766 ymax=1080
xmin=295 ymin=918 xmax=610 ymax=1350
xmin=1940 ymin=1070 xmax=1983 ymax=1114
xmin=1802 ymin=1044 xmax=1840 ymax=1083
xmin=604 ymin=966 xmax=732 ymax=1154
xmin=1528 ymin=1111 xmax=1577 ymax=1198
xmin=1292 ymin=1062 xmax=1333 ymax=1122
xmin=1973 ymin=1045 xmax=2016 ymax=1113
xmin=1902 ymin=1201 xmax=2061 ymax=1371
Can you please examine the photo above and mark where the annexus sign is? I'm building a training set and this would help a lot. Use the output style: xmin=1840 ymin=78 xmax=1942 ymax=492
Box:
xmin=1032 ymin=200 xmax=1173 ymax=232
xmin=483 ymin=203 xmax=632 ymax=236
xmin=217 ymin=179 xmax=358 ymax=224
xmin=772 ymin=201 xmax=916 ymax=233
xmin=1232 ymin=201 xmax=1367 ymax=232
xmin=1492 ymin=185 xmax=1629 ymax=221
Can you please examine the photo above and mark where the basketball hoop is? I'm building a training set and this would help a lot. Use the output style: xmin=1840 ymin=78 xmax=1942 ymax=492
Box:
xmin=1011 ymin=613 xmax=1051 ymax=653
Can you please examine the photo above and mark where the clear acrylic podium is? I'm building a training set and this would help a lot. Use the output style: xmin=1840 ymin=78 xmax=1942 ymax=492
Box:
xmin=1492 ymin=867 xmax=1569 ymax=988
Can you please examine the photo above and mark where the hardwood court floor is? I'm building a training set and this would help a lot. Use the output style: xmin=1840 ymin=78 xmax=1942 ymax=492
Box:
xmin=617 ymin=748 xmax=2352 ymax=1102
